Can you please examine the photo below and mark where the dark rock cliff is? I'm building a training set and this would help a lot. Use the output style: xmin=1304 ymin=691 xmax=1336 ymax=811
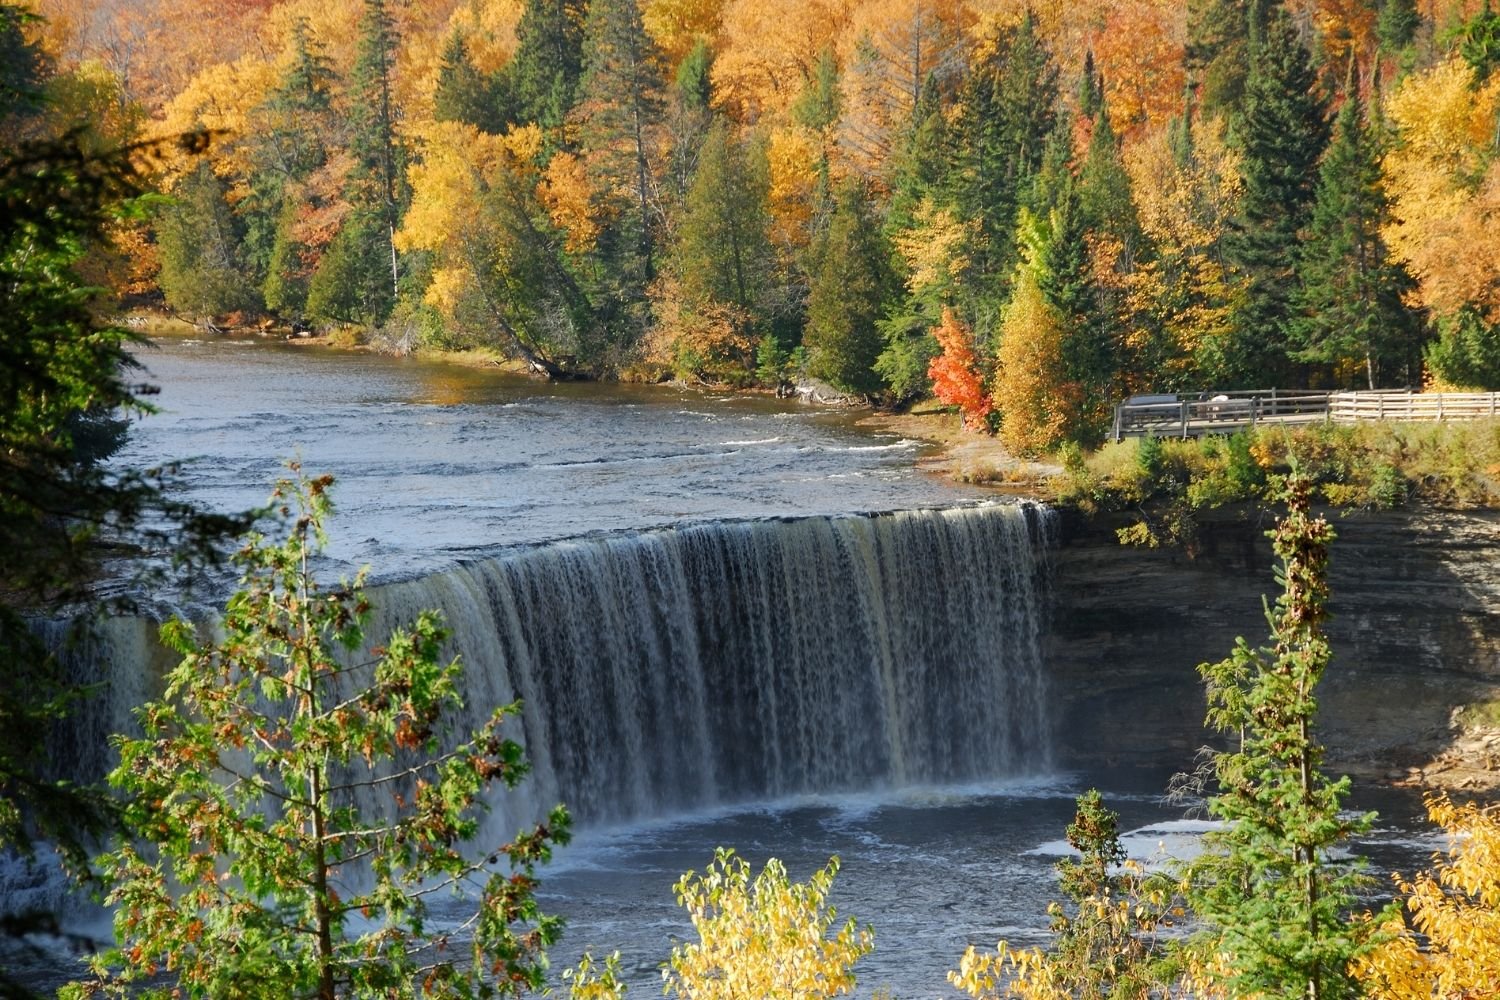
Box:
xmin=1043 ymin=505 xmax=1500 ymax=779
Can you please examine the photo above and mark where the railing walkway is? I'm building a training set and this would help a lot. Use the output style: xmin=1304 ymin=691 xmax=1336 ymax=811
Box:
xmin=1110 ymin=389 xmax=1500 ymax=442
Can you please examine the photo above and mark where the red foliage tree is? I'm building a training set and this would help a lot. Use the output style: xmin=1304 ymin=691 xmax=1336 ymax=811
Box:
xmin=927 ymin=307 xmax=992 ymax=430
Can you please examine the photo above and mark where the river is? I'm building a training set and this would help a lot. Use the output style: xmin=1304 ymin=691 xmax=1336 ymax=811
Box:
xmin=8 ymin=335 xmax=1435 ymax=997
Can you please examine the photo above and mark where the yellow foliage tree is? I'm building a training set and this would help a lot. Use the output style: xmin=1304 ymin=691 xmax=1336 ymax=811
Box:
xmin=644 ymin=0 xmax=728 ymax=67
xmin=1123 ymin=117 xmax=1242 ymax=387
xmin=1353 ymin=794 xmax=1500 ymax=1000
xmin=712 ymin=0 xmax=856 ymax=121
xmin=664 ymin=848 xmax=874 ymax=1000
xmin=993 ymin=266 xmax=1084 ymax=456
xmin=1383 ymin=55 xmax=1500 ymax=324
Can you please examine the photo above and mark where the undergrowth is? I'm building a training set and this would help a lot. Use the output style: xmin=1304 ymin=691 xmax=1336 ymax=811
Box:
xmin=1049 ymin=421 xmax=1500 ymax=548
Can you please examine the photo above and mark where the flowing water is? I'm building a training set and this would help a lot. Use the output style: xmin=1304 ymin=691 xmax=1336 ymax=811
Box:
xmin=10 ymin=335 xmax=1435 ymax=996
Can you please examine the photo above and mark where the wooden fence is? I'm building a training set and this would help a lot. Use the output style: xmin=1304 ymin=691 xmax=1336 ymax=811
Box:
xmin=1110 ymin=389 xmax=1500 ymax=442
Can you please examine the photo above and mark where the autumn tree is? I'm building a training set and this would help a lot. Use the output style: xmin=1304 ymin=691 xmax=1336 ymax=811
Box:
xmin=1290 ymin=87 xmax=1424 ymax=388
xmin=1189 ymin=474 xmax=1385 ymax=1000
xmin=1352 ymin=794 xmax=1500 ymax=999
xmin=65 ymin=471 xmax=570 ymax=1000
xmin=397 ymin=123 xmax=592 ymax=374
xmin=803 ymin=179 xmax=893 ymax=394
xmin=1383 ymin=55 xmax=1500 ymax=386
xmin=927 ymin=307 xmax=990 ymax=429
xmin=1219 ymin=0 xmax=1329 ymax=387
xmin=951 ymin=790 xmax=1179 ymax=1000
xmin=663 ymin=849 xmax=873 ymax=1000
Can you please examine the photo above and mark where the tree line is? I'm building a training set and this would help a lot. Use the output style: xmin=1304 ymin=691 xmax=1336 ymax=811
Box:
xmin=16 ymin=0 xmax=1500 ymax=448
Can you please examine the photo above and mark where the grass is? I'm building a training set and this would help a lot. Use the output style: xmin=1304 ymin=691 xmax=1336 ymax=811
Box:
xmin=1047 ymin=421 xmax=1500 ymax=547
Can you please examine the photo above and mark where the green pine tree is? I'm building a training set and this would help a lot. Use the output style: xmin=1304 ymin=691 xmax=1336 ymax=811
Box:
xmin=344 ymin=0 xmax=403 ymax=322
xmin=673 ymin=122 xmax=774 ymax=318
xmin=156 ymin=159 xmax=261 ymax=319
xmin=505 ymin=0 xmax=588 ymax=132
xmin=1375 ymin=0 xmax=1420 ymax=57
xmin=1191 ymin=474 xmax=1388 ymax=1000
xmin=1217 ymin=0 xmax=1329 ymax=387
xmin=1186 ymin=0 xmax=1251 ymax=120
xmin=1425 ymin=308 xmax=1500 ymax=389
xmin=804 ymin=179 xmax=893 ymax=395
xmin=665 ymin=39 xmax=715 ymax=207
xmin=1290 ymin=89 xmax=1424 ymax=388
xmin=950 ymin=11 xmax=1058 ymax=321
xmin=433 ymin=30 xmax=512 ymax=134
xmin=575 ymin=0 xmax=668 ymax=322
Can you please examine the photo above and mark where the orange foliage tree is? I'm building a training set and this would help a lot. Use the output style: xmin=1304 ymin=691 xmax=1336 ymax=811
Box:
xmin=927 ymin=307 xmax=992 ymax=429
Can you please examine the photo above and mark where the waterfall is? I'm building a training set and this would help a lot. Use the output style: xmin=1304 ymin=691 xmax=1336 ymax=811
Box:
xmin=362 ymin=501 xmax=1054 ymax=832
xmin=46 ymin=501 xmax=1053 ymax=841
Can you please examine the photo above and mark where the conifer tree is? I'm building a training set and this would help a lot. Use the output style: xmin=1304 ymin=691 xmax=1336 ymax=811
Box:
xmin=673 ymin=122 xmax=773 ymax=318
xmin=250 ymin=20 xmax=335 ymax=315
xmin=575 ymin=0 xmax=668 ymax=316
xmin=157 ymin=160 xmax=260 ymax=319
xmin=506 ymin=0 xmax=588 ymax=132
xmin=1186 ymin=0 xmax=1251 ymax=120
xmin=433 ymin=31 xmax=510 ymax=134
xmin=1375 ymin=0 xmax=1420 ymax=58
xmin=1291 ymin=89 xmax=1424 ymax=388
xmin=1191 ymin=474 xmax=1385 ymax=1000
xmin=343 ymin=0 xmax=402 ymax=321
xmin=1220 ymin=0 xmax=1329 ymax=386
xmin=950 ymin=12 xmax=1057 ymax=319
xmin=665 ymin=39 xmax=715 ymax=207
xmin=804 ymin=179 xmax=893 ymax=395
xmin=66 ymin=472 xmax=570 ymax=1000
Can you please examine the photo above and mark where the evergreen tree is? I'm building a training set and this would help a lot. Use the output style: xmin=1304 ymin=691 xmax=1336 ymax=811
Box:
xmin=0 ymin=2 xmax=45 ymax=134
xmin=263 ymin=197 xmax=312 ymax=319
xmin=344 ymin=0 xmax=403 ymax=322
xmin=1219 ymin=0 xmax=1329 ymax=387
xmin=1425 ymin=308 xmax=1500 ymax=389
xmin=1456 ymin=1 xmax=1500 ymax=81
xmin=575 ymin=0 xmax=668 ymax=320
xmin=433 ymin=30 xmax=511 ymax=134
xmin=157 ymin=160 xmax=261 ymax=319
xmin=666 ymin=39 xmax=715 ymax=206
xmin=1291 ymin=90 xmax=1424 ymax=388
xmin=1078 ymin=103 xmax=1144 ymax=263
xmin=804 ymin=180 xmax=893 ymax=395
xmin=1186 ymin=0 xmax=1251 ymax=120
xmin=950 ymin=12 xmax=1058 ymax=320
xmin=673 ymin=122 xmax=774 ymax=318
xmin=1376 ymin=0 xmax=1420 ymax=57
xmin=1191 ymin=474 xmax=1386 ymax=1000
xmin=249 ymin=20 xmax=335 ymax=313
xmin=506 ymin=0 xmax=588 ymax=132
xmin=1 ymin=131 xmax=250 ymax=991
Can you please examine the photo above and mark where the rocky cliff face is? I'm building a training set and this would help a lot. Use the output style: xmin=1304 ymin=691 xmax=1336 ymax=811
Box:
xmin=1044 ymin=505 xmax=1500 ymax=786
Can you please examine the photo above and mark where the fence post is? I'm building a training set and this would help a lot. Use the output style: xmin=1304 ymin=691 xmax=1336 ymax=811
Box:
xmin=1181 ymin=400 xmax=1189 ymax=438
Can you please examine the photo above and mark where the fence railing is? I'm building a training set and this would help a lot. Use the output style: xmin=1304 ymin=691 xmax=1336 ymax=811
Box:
xmin=1110 ymin=389 xmax=1500 ymax=442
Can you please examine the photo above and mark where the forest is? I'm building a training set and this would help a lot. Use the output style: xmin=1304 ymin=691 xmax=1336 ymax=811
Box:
xmin=8 ymin=0 xmax=1500 ymax=451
